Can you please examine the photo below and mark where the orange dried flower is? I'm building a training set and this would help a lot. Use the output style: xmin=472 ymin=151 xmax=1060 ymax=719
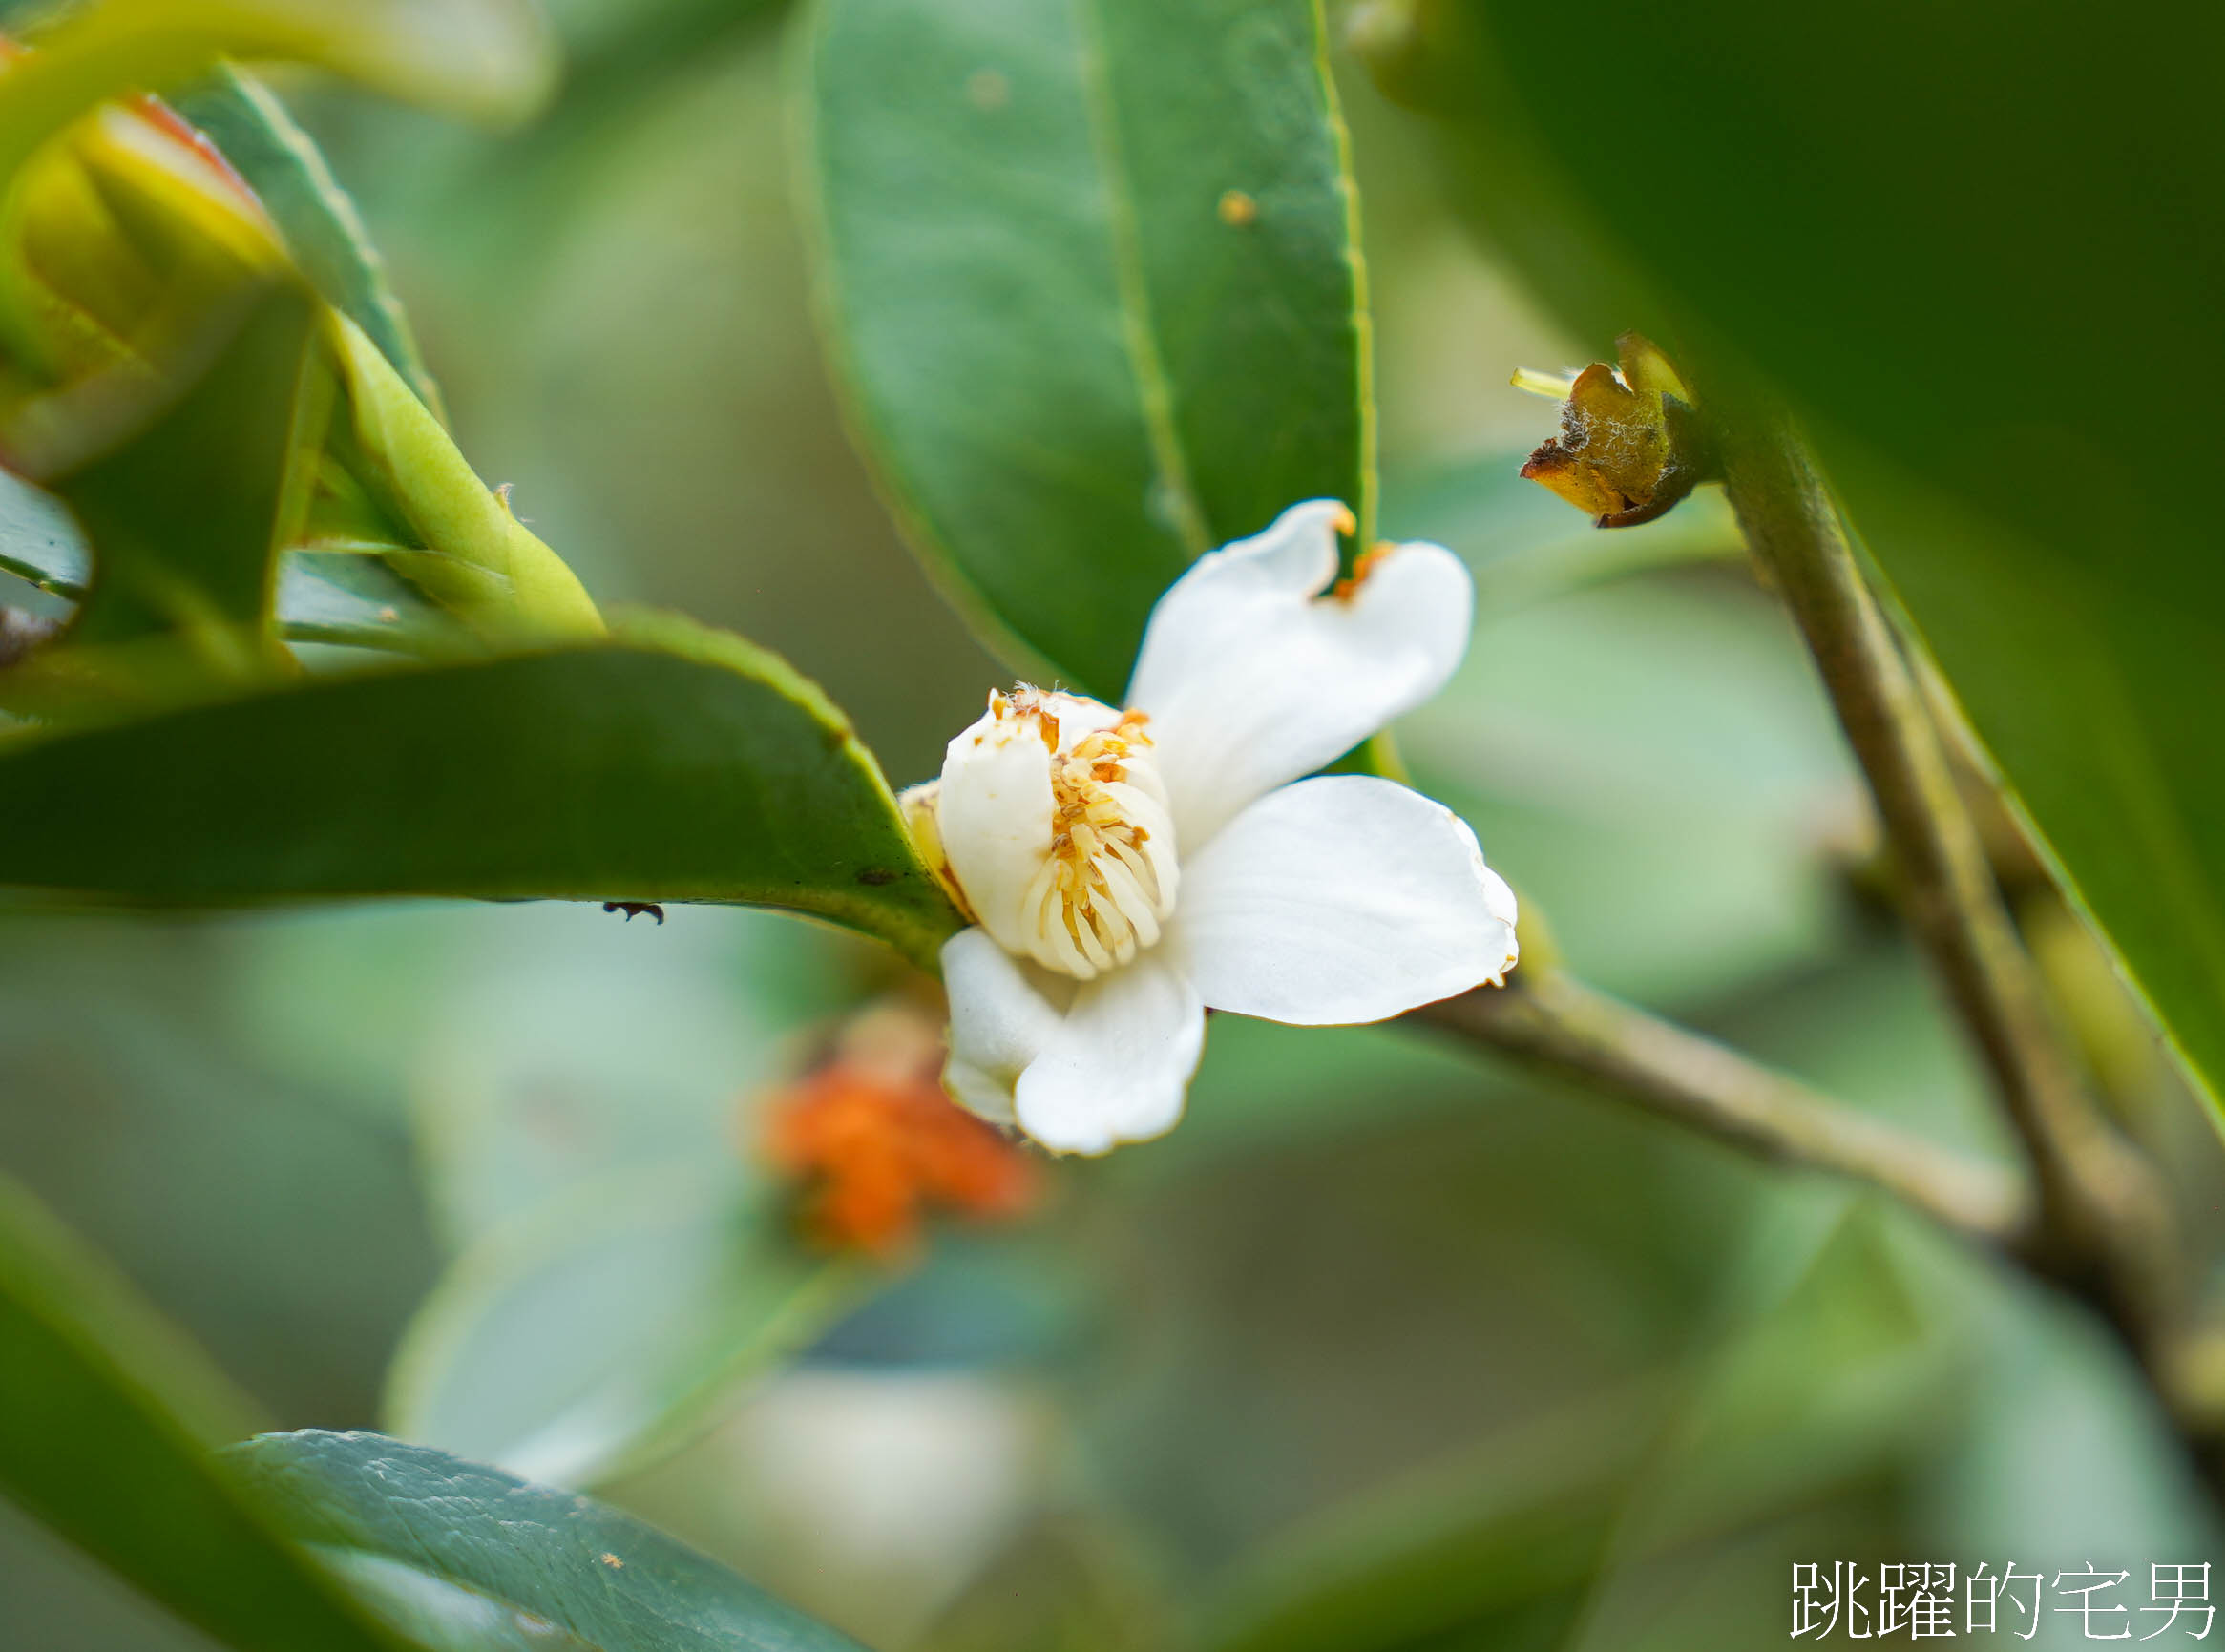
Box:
xmin=760 ymin=1002 xmax=1039 ymax=1259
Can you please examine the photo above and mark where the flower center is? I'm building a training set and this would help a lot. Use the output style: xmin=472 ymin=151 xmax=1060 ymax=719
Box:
xmin=1012 ymin=694 xmax=1178 ymax=979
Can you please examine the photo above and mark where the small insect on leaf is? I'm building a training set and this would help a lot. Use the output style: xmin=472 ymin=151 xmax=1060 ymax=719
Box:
xmin=601 ymin=901 xmax=664 ymax=925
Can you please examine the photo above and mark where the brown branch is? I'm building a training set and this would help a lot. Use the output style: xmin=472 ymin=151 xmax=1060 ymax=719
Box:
xmin=1690 ymin=376 xmax=2211 ymax=1477
xmin=1415 ymin=972 xmax=2030 ymax=1254
xmin=1706 ymin=407 xmax=2068 ymax=1197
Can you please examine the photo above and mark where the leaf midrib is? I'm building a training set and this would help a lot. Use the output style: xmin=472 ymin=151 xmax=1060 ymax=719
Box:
xmin=1069 ymin=0 xmax=1212 ymax=562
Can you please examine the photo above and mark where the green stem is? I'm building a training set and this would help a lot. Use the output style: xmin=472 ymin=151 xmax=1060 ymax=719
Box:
xmin=1708 ymin=399 xmax=2090 ymax=1226
xmin=1692 ymin=374 xmax=2217 ymax=1479
xmin=1417 ymin=972 xmax=2029 ymax=1253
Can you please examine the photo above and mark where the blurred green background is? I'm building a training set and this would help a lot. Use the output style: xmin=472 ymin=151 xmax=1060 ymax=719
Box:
xmin=2 ymin=2 xmax=2216 ymax=1647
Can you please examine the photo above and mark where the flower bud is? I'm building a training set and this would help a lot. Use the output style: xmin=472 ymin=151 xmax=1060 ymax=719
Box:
xmin=1518 ymin=332 xmax=1716 ymax=529
xmin=0 ymin=52 xmax=290 ymax=474
xmin=0 ymin=34 xmax=601 ymax=647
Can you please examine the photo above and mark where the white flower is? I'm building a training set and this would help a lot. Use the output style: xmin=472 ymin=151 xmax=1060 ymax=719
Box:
xmin=908 ymin=499 xmax=1519 ymax=1155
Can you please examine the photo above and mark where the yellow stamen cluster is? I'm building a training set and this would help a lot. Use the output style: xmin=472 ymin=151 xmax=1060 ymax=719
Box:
xmin=1018 ymin=703 xmax=1178 ymax=979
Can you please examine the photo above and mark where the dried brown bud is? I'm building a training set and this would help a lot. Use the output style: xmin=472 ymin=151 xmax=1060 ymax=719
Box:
xmin=1519 ymin=332 xmax=1715 ymax=528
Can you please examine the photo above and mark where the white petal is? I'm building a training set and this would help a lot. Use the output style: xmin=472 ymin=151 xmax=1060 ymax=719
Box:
xmin=1171 ymin=776 xmax=1519 ymax=1025
xmin=934 ymin=704 xmax=1052 ymax=955
xmin=1029 ymin=691 xmax=1126 ymax=742
xmin=940 ymin=927 xmax=1073 ymax=1124
xmin=1479 ymin=861 xmax=1521 ymax=936
xmin=1125 ymin=500 xmax=1474 ymax=847
xmin=1013 ymin=952 xmax=1205 ymax=1155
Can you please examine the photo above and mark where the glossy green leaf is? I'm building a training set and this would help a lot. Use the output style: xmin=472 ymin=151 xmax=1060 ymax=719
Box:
xmin=0 ymin=1170 xmax=414 ymax=1652
xmin=173 ymin=64 xmax=441 ymax=409
xmin=276 ymin=550 xmax=462 ymax=651
xmin=1393 ymin=2 xmax=2225 ymax=1121
xmin=47 ymin=279 xmax=316 ymax=669
xmin=0 ymin=613 xmax=962 ymax=966
xmin=806 ymin=0 xmax=1368 ymax=698
xmin=0 ymin=464 xmax=87 ymax=599
xmin=223 ymin=1430 xmax=871 ymax=1652
xmin=0 ymin=5 xmax=596 ymax=646
xmin=0 ymin=468 xmax=458 ymax=650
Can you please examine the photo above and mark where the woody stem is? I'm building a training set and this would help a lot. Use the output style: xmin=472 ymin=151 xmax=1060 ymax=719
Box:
xmin=1690 ymin=368 xmax=2215 ymax=1492
xmin=1413 ymin=971 xmax=2029 ymax=1254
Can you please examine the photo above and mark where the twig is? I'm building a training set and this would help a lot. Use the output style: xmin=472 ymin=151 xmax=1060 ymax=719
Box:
xmin=1415 ymin=972 xmax=2030 ymax=1254
xmin=1707 ymin=398 xmax=2097 ymax=1223
xmin=1692 ymin=378 xmax=2210 ymax=1474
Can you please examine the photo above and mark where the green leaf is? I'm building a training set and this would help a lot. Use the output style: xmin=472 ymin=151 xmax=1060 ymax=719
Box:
xmin=44 ymin=278 xmax=318 ymax=671
xmin=325 ymin=312 xmax=604 ymax=641
xmin=0 ymin=1169 xmax=414 ymax=1652
xmin=0 ymin=467 xmax=459 ymax=652
xmin=277 ymin=549 xmax=464 ymax=651
xmin=805 ymin=0 xmax=1368 ymax=698
xmin=0 ymin=612 xmax=962 ymax=966
xmin=0 ymin=464 xmax=87 ymax=599
xmin=0 ymin=3 xmax=598 ymax=648
xmin=223 ymin=1430 xmax=871 ymax=1652
xmin=386 ymin=1169 xmax=866 ymax=1490
xmin=1 ymin=0 xmax=556 ymax=162
xmin=172 ymin=64 xmax=442 ymax=410
xmin=1391 ymin=1 xmax=2225 ymax=1122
